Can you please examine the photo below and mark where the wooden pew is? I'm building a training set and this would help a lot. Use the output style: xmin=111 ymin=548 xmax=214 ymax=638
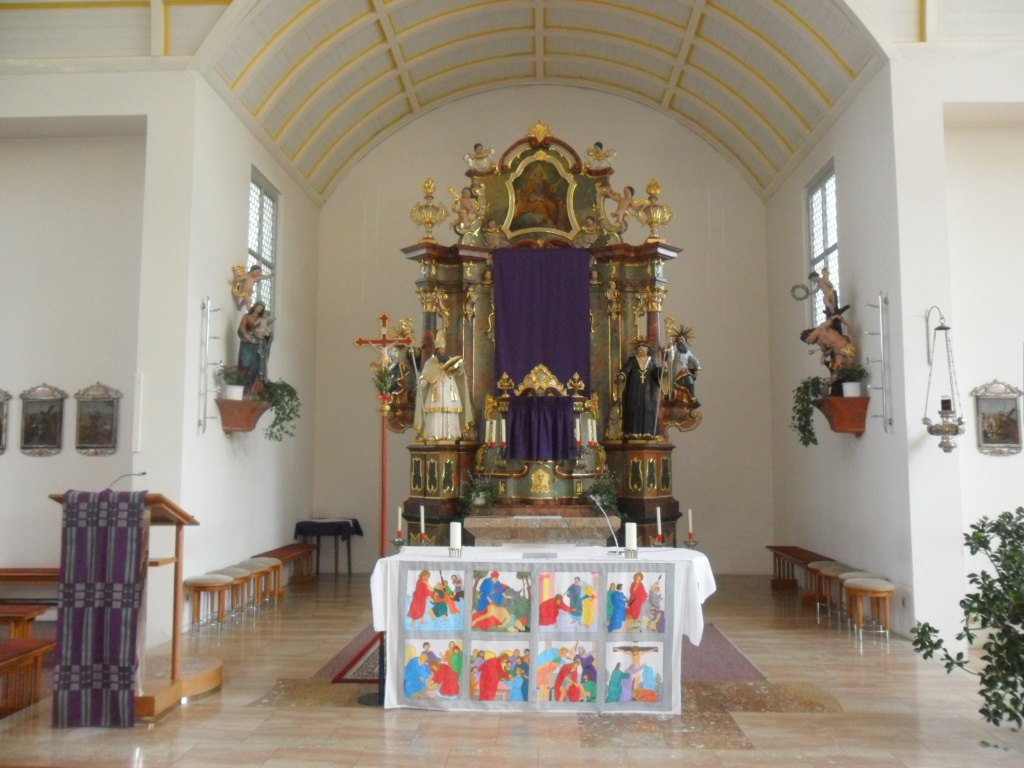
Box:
xmin=766 ymin=545 xmax=832 ymax=599
xmin=0 ymin=605 xmax=49 ymax=639
xmin=0 ymin=638 xmax=55 ymax=716
xmin=252 ymin=543 xmax=318 ymax=590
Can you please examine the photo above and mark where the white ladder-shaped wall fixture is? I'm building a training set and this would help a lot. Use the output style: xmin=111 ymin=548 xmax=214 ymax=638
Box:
xmin=198 ymin=296 xmax=223 ymax=433
xmin=864 ymin=291 xmax=892 ymax=433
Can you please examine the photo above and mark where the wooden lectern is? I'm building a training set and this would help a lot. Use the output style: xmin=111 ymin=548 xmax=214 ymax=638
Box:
xmin=50 ymin=493 xmax=218 ymax=719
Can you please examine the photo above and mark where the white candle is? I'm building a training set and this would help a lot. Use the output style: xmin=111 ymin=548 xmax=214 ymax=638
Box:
xmin=574 ymin=416 xmax=581 ymax=443
xmin=420 ymin=505 xmax=426 ymax=538
xmin=656 ymin=506 xmax=662 ymax=536
xmin=501 ymin=417 xmax=507 ymax=444
xmin=625 ymin=522 xmax=637 ymax=551
xmin=688 ymin=508 xmax=693 ymax=534
xmin=397 ymin=506 xmax=402 ymax=537
xmin=450 ymin=521 xmax=462 ymax=549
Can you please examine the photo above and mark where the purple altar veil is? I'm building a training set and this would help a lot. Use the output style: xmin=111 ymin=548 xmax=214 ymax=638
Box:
xmin=493 ymin=249 xmax=590 ymax=460
xmin=52 ymin=489 xmax=148 ymax=728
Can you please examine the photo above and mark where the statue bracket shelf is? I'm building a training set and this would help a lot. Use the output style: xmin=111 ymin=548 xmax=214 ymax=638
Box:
xmin=814 ymin=396 xmax=870 ymax=437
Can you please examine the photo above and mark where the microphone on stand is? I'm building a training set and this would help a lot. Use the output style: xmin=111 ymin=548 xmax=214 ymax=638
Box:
xmin=107 ymin=471 xmax=147 ymax=488
xmin=589 ymin=494 xmax=622 ymax=556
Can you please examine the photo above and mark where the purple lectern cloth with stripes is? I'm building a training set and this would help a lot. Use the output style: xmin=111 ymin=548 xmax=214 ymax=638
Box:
xmin=52 ymin=489 xmax=147 ymax=728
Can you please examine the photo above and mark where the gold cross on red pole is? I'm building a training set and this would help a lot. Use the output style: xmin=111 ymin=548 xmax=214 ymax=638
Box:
xmin=354 ymin=313 xmax=414 ymax=357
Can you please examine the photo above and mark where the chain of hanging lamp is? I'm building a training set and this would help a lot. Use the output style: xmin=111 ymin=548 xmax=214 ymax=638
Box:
xmin=922 ymin=309 xmax=966 ymax=452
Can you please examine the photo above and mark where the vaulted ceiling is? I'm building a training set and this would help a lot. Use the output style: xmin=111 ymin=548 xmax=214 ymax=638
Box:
xmin=1 ymin=0 xmax=888 ymax=203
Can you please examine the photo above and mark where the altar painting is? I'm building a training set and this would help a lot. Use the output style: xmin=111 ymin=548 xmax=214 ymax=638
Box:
xmin=404 ymin=569 xmax=464 ymax=630
xmin=402 ymin=639 xmax=463 ymax=700
xmin=469 ymin=640 xmax=529 ymax=701
xmin=538 ymin=570 xmax=599 ymax=631
xmin=508 ymin=159 xmax=573 ymax=234
xmin=471 ymin=569 xmax=530 ymax=632
xmin=536 ymin=640 xmax=598 ymax=703
xmin=605 ymin=641 xmax=664 ymax=703
xmin=607 ymin=570 xmax=667 ymax=633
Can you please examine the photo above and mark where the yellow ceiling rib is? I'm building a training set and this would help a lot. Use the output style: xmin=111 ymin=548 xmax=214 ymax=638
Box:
xmin=540 ymin=65 xmax=662 ymax=105
xmin=685 ymin=60 xmax=794 ymax=151
xmin=0 ymin=2 xmax=146 ymax=8
xmin=545 ymin=19 xmax=678 ymax=58
xmin=230 ymin=0 xmax=320 ymax=91
xmin=708 ymin=1 xmax=830 ymax=107
xmin=669 ymin=94 xmax=766 ymax=186
xmin=313 ymin=96 xmax=412 ymax=191
xmin=292 ymin=65 xmax=400 ymax=162
xmin=697 ymin=34 xmax=810 ymax=131
xmin=387 ymin=0 xmax=516 ymax=36
xmin=542 ymin=42 xmax=670 ymax=84
xmin=577 ymin=0 xmax=690 ymax=32
xmin=274 ymin=43 xmax=393 ymax=142
xmin=255 ymin=10 xmax=375 ymax=117
xmin=164 ymin=0 xmax=230 ymax=55
xmin=770 ymin=0 xmax=856 ymax=78
xmin=419 ymin=64 xmax=536 ymax=106
xmin=409 ymin=48 xmax=533 ymax=86
xmin=399 ymin=20 xmax=534 ymax=62
xmin=679 ymin=84 xmax=778 ymax=171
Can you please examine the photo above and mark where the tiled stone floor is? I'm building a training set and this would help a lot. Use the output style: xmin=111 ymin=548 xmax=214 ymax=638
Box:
xmin=1 ymin=574 xmax=1022 ymax=767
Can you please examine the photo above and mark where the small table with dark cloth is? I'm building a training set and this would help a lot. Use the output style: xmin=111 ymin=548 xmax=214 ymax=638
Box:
xmin=294 ymin=518 xmax=364 ymax=576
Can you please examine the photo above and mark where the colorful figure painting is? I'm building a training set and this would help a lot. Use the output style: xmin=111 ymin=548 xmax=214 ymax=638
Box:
xmin=605 ymin=641 xmax=663 ymax=703
xmin=471 ymin=569 xmax=530 ymax=632
xmin=607 ymin=570 xmax=666 ymax=632
xmin=402 ymin=639 xmax=462 ymax=699
xmin=535 ymin=640 xmax=597 ymax=703
xmin=404 ymin=569 xmax=465 ymax=630
xmin=538 ymin=571 xmax=598 ymax=631
xmin=469 ymin=640 xmax=530 ymax=702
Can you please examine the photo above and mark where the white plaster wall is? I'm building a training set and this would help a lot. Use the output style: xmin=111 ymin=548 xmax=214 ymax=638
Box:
xmin=944 ymin=122 xmax=1024 ymax=565
xmin=765 ymin=66 xmax=918 ymax=633
xmin=0 ymin=134 xmax=144 ymax=582
xmin=316 ymin=85 xmax=772 ymax=577
xmin=0 ymin=71 xmax=319 ymax=646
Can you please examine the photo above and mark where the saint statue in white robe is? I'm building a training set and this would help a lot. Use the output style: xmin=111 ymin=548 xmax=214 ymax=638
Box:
xmin=414 ymin=352 xmax=472 ymax=441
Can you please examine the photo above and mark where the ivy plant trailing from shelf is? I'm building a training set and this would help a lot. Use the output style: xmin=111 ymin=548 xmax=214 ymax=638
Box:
xmin=791 ymin=376 xmax=824 ymax=447
xmin=260 ymin=379 xmax=301 ymax=441
xmin=912 ymin=507 xmax=1024 ymax=730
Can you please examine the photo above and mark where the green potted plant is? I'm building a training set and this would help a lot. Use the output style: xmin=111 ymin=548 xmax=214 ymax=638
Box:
xmin=912 ymin=507 xmax=1024 ymax=729
xmin=218 ymin=365 xmax=253 ymax=400
xmin=834 ymin=364 xmax=869 ymax=397
xmin=260 ymin=378 xmax=301 ymax=441
xmin=581 ymin=472 xmax=619 ymax=515
xmin=791 ymin=376 xmax=824 ymax=446
xmin=458 ymin=474 xmax=501 ymax=518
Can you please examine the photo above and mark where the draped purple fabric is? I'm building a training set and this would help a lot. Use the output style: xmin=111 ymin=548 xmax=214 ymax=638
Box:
xmin=493 ymin=249 xmax=591 ymax=389
xmin=494 ymin=249 xmax=590 ymax=460
xmin=53 ymin=489 xmax=147 ymax=728
xmin=507 ymin=396 xmax=576 ymax=460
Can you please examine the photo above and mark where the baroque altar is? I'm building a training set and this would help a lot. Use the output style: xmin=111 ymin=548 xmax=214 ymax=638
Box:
xmin=379 ymin=123 xmax=702 ymax=546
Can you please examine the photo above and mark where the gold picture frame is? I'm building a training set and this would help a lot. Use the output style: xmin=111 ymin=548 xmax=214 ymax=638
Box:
xmin=970 ymin=380 xmax=1021 ymax=457
xmin=75 ymin=382 xmax=122 ymax=456
xmin=20 ymin=383 xmax=68 ymax=456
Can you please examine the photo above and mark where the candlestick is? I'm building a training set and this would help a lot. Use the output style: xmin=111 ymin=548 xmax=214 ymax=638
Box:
xmin=656 ymin=506 xmax=662 ymax=536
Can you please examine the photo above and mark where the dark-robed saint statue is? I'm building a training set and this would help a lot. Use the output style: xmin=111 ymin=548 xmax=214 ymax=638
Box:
xmin=618 ymin=341 xmax=663 ymax=438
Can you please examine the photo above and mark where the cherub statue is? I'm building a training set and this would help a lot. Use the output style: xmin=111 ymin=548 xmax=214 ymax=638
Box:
xmin=572 ymin=215 xmax=602 ymax=248
xmin=480 ymin=219 xmax=508 ymax=249
xmin=464 ymin=143 xmax=496 ymax=176
xmin=584 ymin=142 xmax=616 ymax=174
xmin=808 ymin=266 xmax=850 ymax=318
xmin=231 ymin=264 xmax=274 ymax=310
xmin=449 ymin=186 xmax=483 ymax=234
xmin=597 ymin=183 xmax=641 ymax=232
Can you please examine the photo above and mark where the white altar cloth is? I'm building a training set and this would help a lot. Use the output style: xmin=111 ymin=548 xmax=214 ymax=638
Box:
xmin=370 ymin=545 xmax=716 ymax=712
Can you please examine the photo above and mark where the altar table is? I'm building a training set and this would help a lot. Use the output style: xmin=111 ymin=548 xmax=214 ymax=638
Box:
xmin=294 ymin=518 xmax=363 ymax=576
xmin=370 ymin=545 xmax=715 ymax=713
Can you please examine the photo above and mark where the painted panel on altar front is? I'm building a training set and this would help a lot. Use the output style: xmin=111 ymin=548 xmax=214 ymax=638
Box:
xmin=471 ymin=569 xmax=530 ymax=632
xmin=404 ymin=568 xmax=465 ymax=631
xmin=607 ymin=569 xmax=667 ymax=633
xmin=469 ymin=640 xmax=529 ymax=702
xmin=538 ymin=570 xmax=599 ymax=632
xmin=605 ymin=640 xmax=664 ymax=703
xmin=402 ymin=638 xmax=463 ymax=701
xmin=536 ymin=640 xmax=598 ymax=704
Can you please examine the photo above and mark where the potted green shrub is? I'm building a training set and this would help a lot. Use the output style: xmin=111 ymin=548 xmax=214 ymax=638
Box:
xmin=581 ymin=472 xmax=619 ymax=515
xmin=260 ymin=378 xmax=301 ymax=441
xmin=458 ymin=474 xmax=501 ymax=518
xmin=218 ymin=366 xmax=252 ymax=400
xmin=791 ymin=376 xmax=824 ymax=446
xmin=912 ymin=507 xmax=1024 ymax=729
xmin=214 ymin=373 xmax=301 ymax=440
xmin=834 ymin=364 xmax=869 ymax=397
